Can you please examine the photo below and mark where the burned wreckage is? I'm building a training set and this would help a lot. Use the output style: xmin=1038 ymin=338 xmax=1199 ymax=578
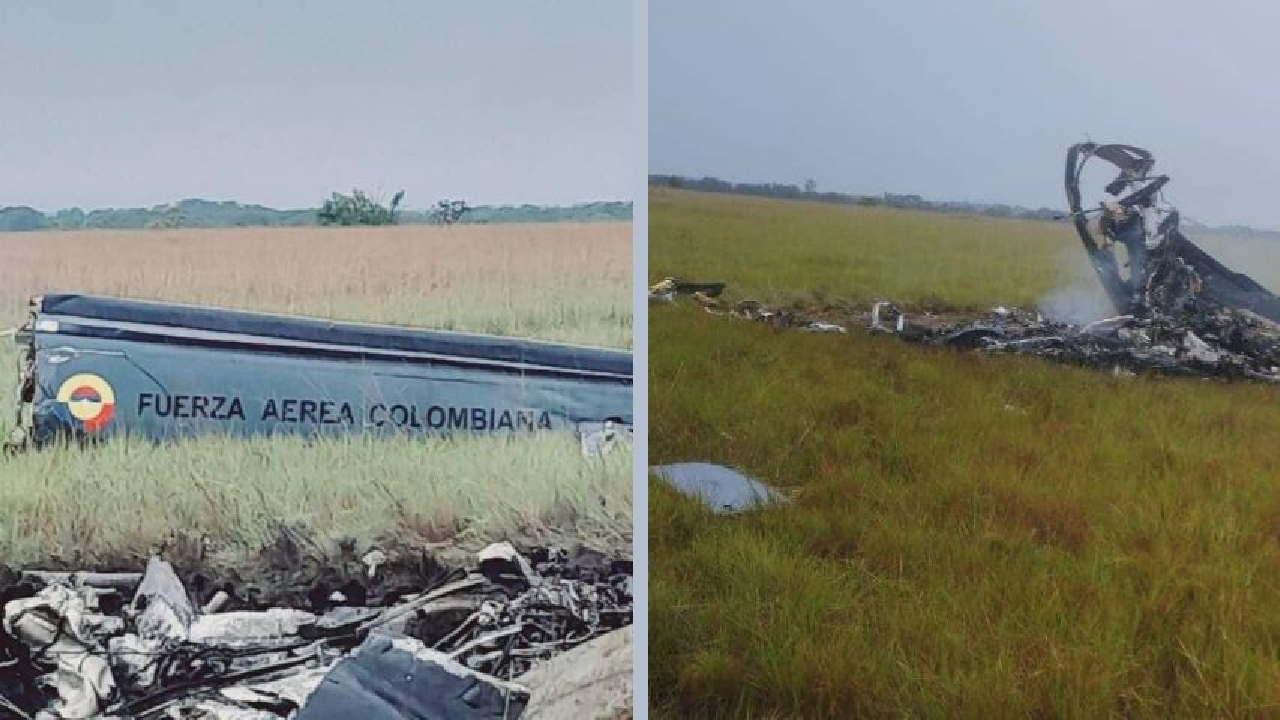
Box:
xmin=655 ymin=143 xmax=1280 ymax=382
xmin=968 ymin=141 xmax=1280 ymax=379
xmin=0 ymin=300 xmax=635 ymax=715
xmin=0 ymin=544 xmax=632 ymax=718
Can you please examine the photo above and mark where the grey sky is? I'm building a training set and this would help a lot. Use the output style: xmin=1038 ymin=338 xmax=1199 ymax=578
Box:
xmin=1 ymin=1 xmax=631 ymax=210
xmin=652 ymin=1 xmax=1280 ymax=229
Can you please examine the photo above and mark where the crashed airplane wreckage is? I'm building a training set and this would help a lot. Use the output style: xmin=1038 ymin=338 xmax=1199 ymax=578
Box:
xmin=6 ymin=294 xmax=632 ymax=450
xmin=0 ymin=544 xmax=632 ymax=718
xmin=656 ymin=143 xmax=1280 ymax=382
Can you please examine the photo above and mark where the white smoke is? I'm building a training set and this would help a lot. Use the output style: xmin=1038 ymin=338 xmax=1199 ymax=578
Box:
xmin=1038 ymin=283 xmax=1114 ymax=325
xmin=1037 ymin=249 xmax=1115 ymax=325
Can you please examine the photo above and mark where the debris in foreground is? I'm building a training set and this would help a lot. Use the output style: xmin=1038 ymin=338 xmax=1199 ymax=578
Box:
xmin=656 ymin=143 xmax=1280 ymax=383
xmin=517 ymin=624 xmax=632 ymax=720
xmin=0 ymin=544 xmax=633 ymax=718
xmin=579 ymin=418 xmax=634 ymax=459
xmin=293 ymin=634 xmax=529 ymax=720
xmin=6 ymin=294 xmax=632 ymax=451
xmin=648 ymin=278 xmax=725 ymax=305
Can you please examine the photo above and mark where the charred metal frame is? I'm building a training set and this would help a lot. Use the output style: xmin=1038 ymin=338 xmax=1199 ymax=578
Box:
xmin=1065 ymin=142 xmax=1172 ymax=315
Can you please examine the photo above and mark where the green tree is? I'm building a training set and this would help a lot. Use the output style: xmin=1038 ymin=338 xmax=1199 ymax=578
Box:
xmin=430 ymin=199 xmax=470 ymax=225
xmin=317 ymin=189 xmax=404 ymax=226
xmin=146 ymin=204 xmax=185 ymax=229
xmin=0 ymin=206 xmax=52 ymax=231
xmin=53 ymin=208 xmax=85 ymax=230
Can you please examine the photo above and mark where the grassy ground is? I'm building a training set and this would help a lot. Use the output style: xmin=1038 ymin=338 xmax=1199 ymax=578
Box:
xmin=1 ymin=433 xmax=629 ymax=568
xmin=649 ymin=190 xmax=1280 ymax=718
xmin=650 ymin=187 xmax=1280 ymax=311
xmin=0 ymin=223 xmax=632 ymax=567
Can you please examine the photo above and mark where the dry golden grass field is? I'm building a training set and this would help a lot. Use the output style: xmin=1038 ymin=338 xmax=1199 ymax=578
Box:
xmin=0 ymin=224 xmax=632 ymax=346
xmin=0 ymin=223 xmax=632 ymax=569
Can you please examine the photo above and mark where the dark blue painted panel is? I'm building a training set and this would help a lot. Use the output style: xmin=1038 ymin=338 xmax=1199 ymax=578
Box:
xmin=26 ymin=295 xmax=631 ymax=445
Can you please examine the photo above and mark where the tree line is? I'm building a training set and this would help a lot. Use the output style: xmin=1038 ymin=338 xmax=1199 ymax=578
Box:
xmin=0 ymin=192 xmax=632 ymax=232
xmin=649 ymin=174 xmax=1280 ymax=236
xmin=649 ymin=174 xmax=1065 ymax=222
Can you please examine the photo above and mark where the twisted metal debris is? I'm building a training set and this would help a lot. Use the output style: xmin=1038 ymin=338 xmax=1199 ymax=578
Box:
xmin=654 ymin=143 xmax=1280 ymax=383
xmin=0 ymin=543 xmax=632 ymax=719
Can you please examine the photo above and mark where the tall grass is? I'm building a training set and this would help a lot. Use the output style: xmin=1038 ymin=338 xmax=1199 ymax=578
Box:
xmin=649 ymin=191 xmax=1280 ymax=717
xmin=0 ymin=223 xmax=632 ymax=348
xmin=0 ymin=433 xmax=630 ymax=568
xmin=0 ymin=223 xmax=632 ymax=567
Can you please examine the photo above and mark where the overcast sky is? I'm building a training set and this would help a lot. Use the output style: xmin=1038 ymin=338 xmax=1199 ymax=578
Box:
xmin=652 ymin=1 xmax=1280 ymax=229
xmin=0 ymin=1 xmax=631 ymax=210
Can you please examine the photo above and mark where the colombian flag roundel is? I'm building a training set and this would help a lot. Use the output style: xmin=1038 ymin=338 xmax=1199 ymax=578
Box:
xmin=55 ymin=373 xmax=116 ymax=433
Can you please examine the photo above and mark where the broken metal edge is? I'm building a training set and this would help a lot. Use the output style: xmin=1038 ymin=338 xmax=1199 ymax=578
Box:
xmin=36 ymin=293 xmax=632 ymax=381
xmin=5 ymin=306 xmax=37 ymax=454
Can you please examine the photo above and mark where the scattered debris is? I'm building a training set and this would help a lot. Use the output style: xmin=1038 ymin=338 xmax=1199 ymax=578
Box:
xmin=869 ymin=301 xmax=905 ymax=334
xmin=361 ymin=549 xmax=388 ymax=581
xmin=132 ymin=555 xmax=196 ymax=643
xmin=653 ymin=143 xmax=1280 ymax=384
xmin=648 ymin=280 xmax=676 ymax=304
xmin=648 ymin=277 xmax=726 ymax=305
xmin=0 ymin=543 xmax=633 ymax=718
xmin=17 ymin=571 xmax=142 ymax=591
xmin=580 ymin=418 xmax=634 ymax=458
xmin=517 ymin=626 xmax=632 ymax=720
xmin=3 ymin=584 xmax=118 ymax=718
xmin=6 ymin=294 xmax=632 ymax=451
xmin=801 ymin=321 xmax=847 ymax=334
xmin=651 ymin=462 xmax=788 ymax=513
xmin=293 ymin=633 xmax=529 ymax=720
xmin=902 ymin=143 xmax=1280 ymax=380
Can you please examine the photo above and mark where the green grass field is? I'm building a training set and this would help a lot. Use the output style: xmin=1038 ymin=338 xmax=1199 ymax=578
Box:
xmin=0 ymin=223 xmax=632 ymax=570
xmin=651 ymin=187 xmax=1280 ymax=311
xmin=650 ymin=189 xmax=1280 ymax=718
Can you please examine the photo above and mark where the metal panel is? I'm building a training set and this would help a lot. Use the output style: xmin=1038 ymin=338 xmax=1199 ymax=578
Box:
xmin=16 ymin=295 xmax=631 ymax=446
